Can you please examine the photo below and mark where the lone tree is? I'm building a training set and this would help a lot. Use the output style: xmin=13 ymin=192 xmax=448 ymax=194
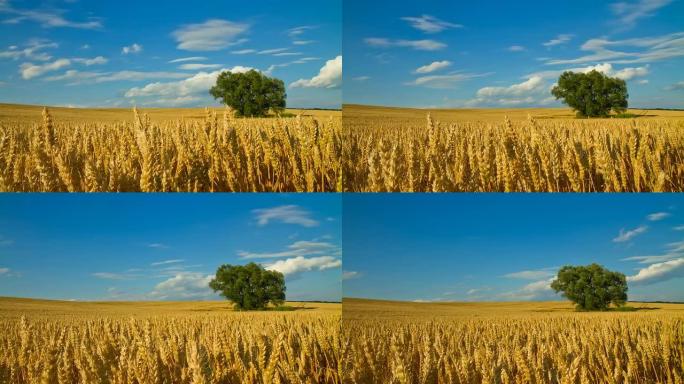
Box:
xmin=551 ymin=263 xmax=627 ymax=311
xmin=551 ymin=70 xmax=628 ymax=118
xmin=209 ymin=262 xmax=286 ymax=310
xmin=209 ymin=69 xmax=286 ymax=117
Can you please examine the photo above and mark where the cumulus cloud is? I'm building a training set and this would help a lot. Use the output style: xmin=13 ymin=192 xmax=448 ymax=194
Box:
xmin=290 ymin=55 xmax=341 ymax=89
xmin=627 ymin=258 xmax=684 ymax=285
xmin=252 ymin=205 xmax=319 ymax=227
xmin=543 ymin=34 xmax=573 ymax=47
xmin=266 ymin=256 xmax=341 ymax=277
xmin=647 ymin=212 xmax=670 ymax=221
xmin=149 ymin=272 xmax=215 ymax=300
xmin=20 ymin=58 xmax=70 ymax=79
xmin=121 ymin=43 xmax=142 ymax=55
xmin=173 ymin=19 xmax=249 ymax=51
xmin=613 ymin=225 xmax=648 ymax=242
xmin=610 ymin=0 xmax=672 ymax=29
xmin=414 ymin=60 xmax=451 ymax=74
xmin=124 ymin=66 xmax=252 ymax=99
xmin=400 ymin=15 xmax=462 ymax=33
xmin=365 ymin=38 xmax=446 ymax=51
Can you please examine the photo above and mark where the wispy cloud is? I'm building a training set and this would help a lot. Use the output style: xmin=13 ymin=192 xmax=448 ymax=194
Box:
xmin=20 ymin=58 xmax=70 ymax=79
xmin=150 ymin=259 xmax=185 ymax=266
xmin=92 ymin=272 xmax=136 ymax=280
xmin=0 ymin=40 xmax=57 ymax=61
xmin=503 ymin=268 xmax=556 ymax=280
xmin=666 ymin=81 xmax=684 ymax=91
xmin=290 ymin=55 xmax=341 ymax=89
xmin=622 ymin=240 xmax=684 ymax=264
xmin=365 ymin=38 xmax=446 ymax=51
xmin=287 ymin=25 xmax=317 ymax=38
xmin=168 ymin=57 xmax=207 ymax=63
xmin=647 ymin=212 xmax=670 ymax=221
xmin=266 ymin=256 xmax=341 ymax=277
xmin=613 ymin=225 xmax=648 ymax=242
xmin=508 ymin=45 xmax=526 ymax=52
xmin=0 ymin=235 xmax=13 ymax=246
xmin=147 ymin=243 xmax=170 ymax=249
xmin=543 ymin=34 xmax=573 ymax=47
xmin=239 ymin=240 xmax=338 ymax=259
xmin=610 ymin=0 xmax=672 ymax=30
xmin=173 ymin=19 xmax=249 ymax=51
xmin=342 ymin=270 xmax=360 ymax=280
xmin=400 ymin=15 xmax=462 ymax=33
xmin=148 ymin=272 xmax=215 ymax=300
xmin=253 ymin=205 xmax=320 ymax=227
xmin=414 ymin=60 xmax=452 ymax=74
xmin=406 ymin=72 xmax=490 ymax=89
xmin=0 ymin=1 xmax=102 ymax=29
xmin=178 ymin=63 xmax=221 ymax=70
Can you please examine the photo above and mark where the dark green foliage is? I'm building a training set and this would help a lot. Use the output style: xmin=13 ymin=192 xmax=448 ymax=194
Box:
xmin=551 ymin=70 xmax=628 ymax=118
xmin=209 ymin=262 xmax=286 ymax=310
xmin=551 ymin=263 xmax=628 ymax=311
xmin=209 ymin=70 xmax=286 ymax=117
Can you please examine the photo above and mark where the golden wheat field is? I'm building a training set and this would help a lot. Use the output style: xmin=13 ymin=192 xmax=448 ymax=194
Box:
xmin=342 ymin=298 xmax=684 ymax=384
xmin=0 ymin=297 xmax=341 ymax=384
xmin=0 ymin=104 xmax=341 ymax=192
xmin=343 ymin=104 xmax=684 ymax=192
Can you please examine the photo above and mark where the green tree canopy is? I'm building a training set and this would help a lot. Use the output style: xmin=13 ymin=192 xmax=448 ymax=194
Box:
xmin=550 ymin=263 xmax=628 ymax=311
xmin=209 ymin=262 xmax=285 ymax=310
xmin=551 ymin=70 xmax=628 ymax=118
xmin=209 ymin=69 xmax=286 ymax=117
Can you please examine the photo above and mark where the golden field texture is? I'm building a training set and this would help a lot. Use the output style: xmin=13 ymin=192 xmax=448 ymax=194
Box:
xmin=342 ymin=298 xmax=684 ymax=384
xmin=0 ymin=298 xmax=342 ymax=384
xmin=0 ymin=105 xmax=341 ymax=192
xmin=343 ymin=105 xmax=684 ymax=192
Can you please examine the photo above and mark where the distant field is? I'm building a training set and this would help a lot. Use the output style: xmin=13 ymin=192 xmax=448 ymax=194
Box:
xmin=343 ymin=298 xmax=684 ymax=383
xmin=0 ymin=103 xmax=340 ymax=123
xmin=343 ymin=104 xmax=684 ymax=192
xmin=0 ymin=297 xmax=341 ymax=383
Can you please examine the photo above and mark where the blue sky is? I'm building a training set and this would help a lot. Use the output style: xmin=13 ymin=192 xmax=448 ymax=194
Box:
xmin=0 ymin=0 xmax=341 ymax=108
xmin=0 ymin=194 xmax=342 ymax=302
xmin=343 ymin=194 xmax=684 ymax=303
xmin=344 ymin=0 xmax=684 ymax=109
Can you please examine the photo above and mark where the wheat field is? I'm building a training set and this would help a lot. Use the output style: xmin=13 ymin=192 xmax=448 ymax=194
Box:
xmin=343 ymin=105 xmax=684 ymax=192
xmin=0 ymin=297 xmax=342 ymax=384
xmin=0 ymin=105 xmax=341 ymax=192
xmin=342 ymin=298 xmax=684 ymax=384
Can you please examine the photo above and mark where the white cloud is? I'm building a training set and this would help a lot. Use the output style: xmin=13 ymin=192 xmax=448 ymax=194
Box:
xmin=150 ymin=259 xmax=184 ymax=266
xmin=0 ymin=2 xmax=102 ymax=29
xmin=92 ymin=272 xmax=135 ymax=280
xmin=545 ymin=32 xmax=684 ymax=65
xmin=613 ymin=225 xmax=648 ymax=242
xmin=342 ymin=271 xmax=360 ymax=280
xmin=407 ymin=72 xmax=489 ymax=89
xmin=169 ymin=57 xmax=207 ymax=63
xmin=173 ymin=19 xmax=249 ymax=51
xmin=73 ymin=56 xmax=107 ymax=66
xmin=293 ymin=40 xmax=315 ymax=45
xmin=45 ymin=70 xmax=188 ymax=84
xmin=124 ymin=66 xmax=252 ymax=98
xmin=0 ymin=267 xmax=10 ymax=275
xmin=543 ymin=34 xmax=573 ymax=47
xmin=43 ymin=69 xmax=100 ymax=82
xmin=504 ymin=268 xmax=556 ymax=280
xmin=20 ymin=58 xmax=70 ymax=79
xmin=121 ymin=43 xmax=142 ymax=55
xmin=239 ymin=240 xmax=338 ymax=259
xmin=259 ymin=48 xmax=290 ymax=55
xmin=400 ymin=15 xmax=462 ymax=33
xmin=627 ymin=258 xmax=684 ymax=285
xmin=666 ymin=81 xmax=684 ymax=91
xmin=147 ymin=243 xmax=170 ymax=249
xmin=499 ymin=277 xmax=557 ymax=301
xmin=178 ymin=63 xmax=221 ymax=70
xmin=622 ymin=240 xmax=684 ymax=264
xmin=252 ymin=205 xmax=319 ymax=227
xmin=674 ymin=225 xmax=684 ymax=231
xmin=647 ymin=212 xmax=670 ymax=221
xmin=0 ymin=40 xmax=57 ymax=61
xmin=288 ymin=25 xmax=317 ymax=38
xmin=364 ymin=38 xmax=446 ymax=51
xmin=290 ymin=55 xmax=341 ymax=89
xmin=266 ymin=256 xmax=341 ymax=276
xmin=476 ymin=76 xmax=546 ymax=98
xmin=149 ymin=272 xmax=215 ymax=300
xmin=610 ymin=0 xmax=672 ymax=29
xmin=414 ymin=60 xmax=452 ymax=74
xmin=508 ymin=45 xmax=526 ymax=52
xmin=353 ymin=76 xmax=370 ymax=81
xmin=232 ymin=49 xmax=256 ymax=55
